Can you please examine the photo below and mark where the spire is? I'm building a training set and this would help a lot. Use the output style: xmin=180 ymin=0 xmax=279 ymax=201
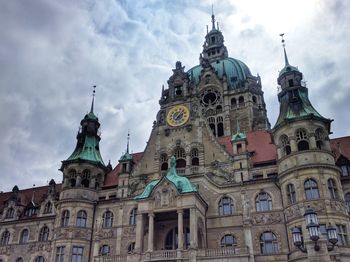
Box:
xmin=126 ymin=130 xmax=130 ymax=154
xmin=90 ymin=85 xmax=96 ymax=113
xmin=211 ymin=4 xmax=216 ymax=30
xmin=280 ymin=34 xmax=289 ymax=66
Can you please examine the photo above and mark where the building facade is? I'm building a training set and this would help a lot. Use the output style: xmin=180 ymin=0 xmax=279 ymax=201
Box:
xmin=1 ymin=14 xmax=350 ymax=262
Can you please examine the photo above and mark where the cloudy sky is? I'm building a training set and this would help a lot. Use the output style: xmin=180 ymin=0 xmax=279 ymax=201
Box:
xmin=0 ymin=0 xmax=349 ymax=192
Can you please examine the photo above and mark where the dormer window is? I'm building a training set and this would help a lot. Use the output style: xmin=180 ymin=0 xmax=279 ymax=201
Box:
xmin=288 ymin=79 xmax=294 ymax=87
xmin=174 ymin=85 xmax=182 ymax=96
xmin=5 ymin=207 xmax=14 ymax=219
xmin=211 ymin=36 xmax=216 ymax=44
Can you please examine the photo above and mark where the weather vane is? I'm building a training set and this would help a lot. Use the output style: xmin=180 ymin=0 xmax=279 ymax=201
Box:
xmin=279 ymin=33 xmax=286 ymax=47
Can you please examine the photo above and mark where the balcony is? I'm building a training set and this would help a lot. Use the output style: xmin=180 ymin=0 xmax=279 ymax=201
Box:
xmin=94 ymin=247 xmax=248 ymax=262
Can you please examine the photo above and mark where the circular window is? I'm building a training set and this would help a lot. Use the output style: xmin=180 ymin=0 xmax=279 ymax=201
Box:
xmin=201 ymin=88 xmax=221 ymax=107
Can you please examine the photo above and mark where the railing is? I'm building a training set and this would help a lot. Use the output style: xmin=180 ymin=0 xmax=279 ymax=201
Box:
xmin=149 ymin=250 xmax=177 ymax=259
xmin=197 ymin=247 xmax=247 ymax=257
xmin=190 ymin=166 xmax=199 ymax=173
xmin=99 ymin=255 xmax=127 ymax=262
xmin=176 ymin=168 xmax=186 ymax=175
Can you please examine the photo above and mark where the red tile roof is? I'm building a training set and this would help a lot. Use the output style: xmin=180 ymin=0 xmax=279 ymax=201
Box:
xmin=103 ymin=152 xmax=143 ymax=188
xmin=0 ymin=184 xmax=61 ymax=213
xmin=330 ymin=136 xmax=350 ymax=161
xmin=217 ymin=130 xmax=277 ymax=165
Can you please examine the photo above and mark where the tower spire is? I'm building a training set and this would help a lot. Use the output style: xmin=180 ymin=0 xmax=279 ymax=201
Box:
xmin=126 ymin=130 xmax=130 ymax=154
xmin=211 ymin=4 xmax=216 ymax=30
xmin=90 ymin=85 xmax=96 ymax=113
xmin=279 ymin=33 xmax=290 ymax=66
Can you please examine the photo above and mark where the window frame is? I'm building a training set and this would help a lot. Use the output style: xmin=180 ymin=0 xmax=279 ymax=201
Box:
xmin=327 ymin=178 xmax=338 ymax=199
xmin=71 ymin=246 xmax=84 ymax=262
xmin=255 ymin=192 xmax=272 ymax=212
xmin=55 ymin=246 xmax=65 ymax=262
xmin=20 ymin=229 xmax=29 ymax=244
xmin=129 ymin=208 xmax=137 ymax=225
xmin=39 ymin=226 xmax=50 ymax=242
xmin=304 ymin=179 xmax=320 ymax=200
xmin=260 ymin=231 xmax=279 ymax=254
xmin=286 ymin=183 xmax=296 ymax=204
xmin=61 ymin=210 xmax=70 ymax=227
xmin=102 ymin=211 xmax=114 ymax=228
xmin=76 ymin=210 xmax=87 ymax=227
xmin=218 ymin=196 xmax=234 ymax=216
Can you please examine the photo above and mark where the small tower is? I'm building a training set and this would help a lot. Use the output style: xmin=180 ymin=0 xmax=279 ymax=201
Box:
xmin=272 ymin=36 xmax=346 ymax=257
xmin=118 ymin=131 xmax=133 ymax=198
xmin=231 ymin=120 xmax=249 ymax=182
xmin=60 ymin=86 xmax=107 ymax=194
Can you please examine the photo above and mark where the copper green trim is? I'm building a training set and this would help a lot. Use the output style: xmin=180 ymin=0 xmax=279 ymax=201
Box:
xmin=67 ymin=135 xmax=105 ymax=165
xmin=135 ymin=156 xmax=197 ymax=200
xmin=274 ymin=88 xmax=327 ymax=129
xmin=187 ymin=57 xmax=252 ymax=88
xmin=119 ymin=151 xmax=133 ymax=161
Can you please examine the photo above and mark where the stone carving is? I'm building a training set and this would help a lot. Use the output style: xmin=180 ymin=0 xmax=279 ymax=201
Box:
xmin=253 ymin=212 xmax=283 ymax=225
xmin=154 ymin=185 xmax=175 ymax=208
xmin=28 ymin=242 xmax=52 ymax=252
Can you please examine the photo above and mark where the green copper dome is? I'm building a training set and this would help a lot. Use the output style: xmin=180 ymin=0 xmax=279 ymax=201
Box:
xmin=279 ymin=64 xmax=299 ymax=77
xmin=119 ymin=151 xmax=133 ymax=161
xmin=84 ymin=111 xmax=98 ymax=121
xmin=231 ymin=131 xmax=246 ymax=142
xmin=135 ymin=156 xmax=197 ymax=200
xmin=187 ymin=57 xmax=252 ymax=87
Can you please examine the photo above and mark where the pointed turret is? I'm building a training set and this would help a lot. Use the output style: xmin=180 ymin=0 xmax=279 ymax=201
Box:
xmin=274 ymin=35 xmax=331 ymax=130
xmin=62 ymin=86 xmax=105 ymax=168
xmin=201 ymin=11 xmax=228 ymax=63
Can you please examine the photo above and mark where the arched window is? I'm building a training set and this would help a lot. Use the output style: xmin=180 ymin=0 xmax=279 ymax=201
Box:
xmin=208 ymin=117 xmax=216 ymax=136
xmin=328 ymin=178 xmax=338 ymax=199
xmin=128 ymin=242 xmax=135 ymax=253
xmin=280 ymin=135 xmax=291 ymax=156
xmin=191 ymin=148 xmax=199 ymax=166
xmin=34 ymin=256 xmax=45 ymax=262
xmin=39 ymin=226 xmax=49 ymax=242
xmin=217 ymin=116 xmax=224 ymax=137
xmin=5 ymin=207 xmax=14 ymax=219
xmin=260 ymin=231 xmax=278 ymax=254
xmin=231 ymin=98 xmax=237 ymax=109
xmin=304 ymin=179 xmax=320 ymax=200
xmin=76 ymin=210 xmax=87 ymax=227
xmin=0 ymin=230 xmax=10 ymax=246
xmin=82 ymin=170 xmax=90 ymax=188
xmin=286 ymin=183 xmax=296 ymax=204
xmin=43 ymin=202 xmax=52 ymax=214
xmin=255 ymin=192 xmax=272 ymax=212
xmin=296 ymin=129 xmax=309 ymax=151
xmin=221 ymin=234 xmax=237 ymax=248
xmin=238 ymin=96 xmax=245 ymax=107
xmin=102 ymin=211 xmax=113 ymax=228
xmin=20 ymin=229 xmax=29 ymax=244
xmin=61 ymin=210 xmax=70 ymax=227
xmin=100 ymin=245 xmax=110 ymax=256
xmin=218 ymin=197 xmax=234 ymax=216
xmin=70 ymin=178 xmax=76 ymax=187
xmin=315 ymin=128 xmax=325 ymax=149
xmin=129 ymin=208 xmax=137 ymax=225
xmin=160 ymin=153 xmax=168 ymax=171
xmin=216 ymin=105 xmax=222 ymax=114
xmin=165 ymin=227 xmax=190 ymax=250
xmin=174 ymin=148 xmax=186 ymax=169
xmin=345 ymin=193 xmax=350 ymax=213
xmin=252 ymin=96 xmax=257 ymax=103
xmin=16 ymin=258 xmax=24 ymax=262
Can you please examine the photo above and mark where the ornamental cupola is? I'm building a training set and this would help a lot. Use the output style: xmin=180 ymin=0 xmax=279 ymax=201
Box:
xmin=60 ymin=87 xmax=107 ymax=192
xmin=201 ymin=11 xmax=228 ymax=63
xmin=61 ymin=88 xmax=105 ymax=169
xmin=274 ymin=35 xmax=331 ymax=130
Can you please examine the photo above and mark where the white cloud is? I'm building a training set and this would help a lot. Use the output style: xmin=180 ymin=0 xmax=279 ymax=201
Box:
xmin=0 ymin=0 xmax=349 ymax=191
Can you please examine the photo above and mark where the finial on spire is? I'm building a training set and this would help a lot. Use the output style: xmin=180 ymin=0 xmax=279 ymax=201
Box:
xmin=211 ymin=4 xmax=216 ymax=29
xmin=279 ymin=33 xmax=290 ymax=66
xmin=126 ymin=130 xmax=130 ymax=154
xmin=90 ymin=85 xmax=96 ymax=113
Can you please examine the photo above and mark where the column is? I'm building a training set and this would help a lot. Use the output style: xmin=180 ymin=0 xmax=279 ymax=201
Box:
xmin=90 ymin=177 xmax=96 ymax=189
xmin=189 ymin=208 xmax=198 ymax=248
xmin=76 ymin=173 xmax=82 ymax=187
xmin=177 ymin=210 xmax=184 ymax=250
xmin=148 ymin=213 xmax=154 ymax=252
xmin=309 ymin=133 xmax=317 ymax=149
xmin=135 ymin=213 xmax=144 ymax=253
xmin=290 ymin=136 xmax=297 ymax=152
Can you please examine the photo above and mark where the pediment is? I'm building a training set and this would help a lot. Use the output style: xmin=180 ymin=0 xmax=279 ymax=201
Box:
xmin=151 ymin=179 xmax=179 ymax=209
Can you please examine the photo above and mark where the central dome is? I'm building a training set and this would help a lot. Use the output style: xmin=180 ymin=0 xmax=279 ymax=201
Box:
xmin=187 ymin=57 xmax=253 ymax=88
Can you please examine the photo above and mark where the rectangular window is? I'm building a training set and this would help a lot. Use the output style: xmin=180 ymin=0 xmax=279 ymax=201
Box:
xmin=71 ymin=246 xmax=84 ymax=262
xmin=341 ymin=165 xmax=349 ymax=176
xmin=319 ymin=224 xmax=328 ymax=239
xmin=336 ymin=225 xmax=348 ymax=246
xmin=55 ymin=246 xmax=65 ymax=262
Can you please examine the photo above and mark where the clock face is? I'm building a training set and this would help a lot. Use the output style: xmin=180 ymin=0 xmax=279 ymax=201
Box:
xmin=166 ymin=105 xmax=190 ymax=127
